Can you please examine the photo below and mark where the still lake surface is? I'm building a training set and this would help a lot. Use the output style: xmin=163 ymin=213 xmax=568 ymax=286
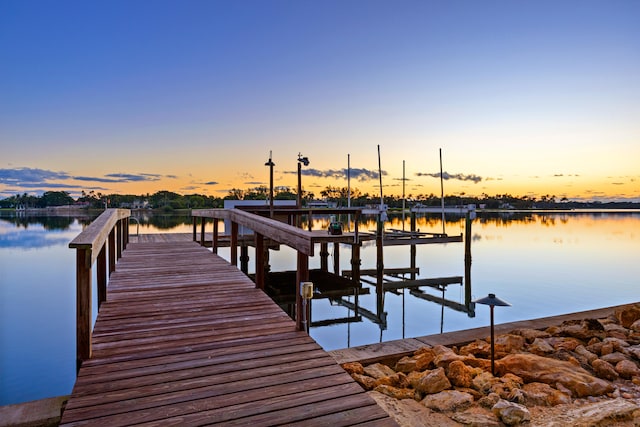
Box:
xmin=1 ymin=209 xmax=639 ymax=405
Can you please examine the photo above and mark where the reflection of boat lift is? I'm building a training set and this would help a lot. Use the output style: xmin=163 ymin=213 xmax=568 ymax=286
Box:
xmin=343 ymin=269 xmax=475 ymax=317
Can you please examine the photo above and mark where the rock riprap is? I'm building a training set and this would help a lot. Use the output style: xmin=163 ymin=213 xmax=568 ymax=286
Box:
xmin=342 ymin=304 xmax=640 ymax=426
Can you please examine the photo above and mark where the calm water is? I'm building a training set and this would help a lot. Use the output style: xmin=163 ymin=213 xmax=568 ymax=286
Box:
xmin=1 ymin=210 xmax=639 ymax=405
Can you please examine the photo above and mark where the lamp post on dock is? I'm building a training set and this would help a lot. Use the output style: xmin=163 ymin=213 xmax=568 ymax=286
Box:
xmin=473 ymin=293 xmax=511 ymax=376
xmin=297 ymin=154 xmax=309 ymax=228
xmin=265 ymin=151 xmax=275 ymax=218
xmin=297 ymin=153 xmax=309 ymax=209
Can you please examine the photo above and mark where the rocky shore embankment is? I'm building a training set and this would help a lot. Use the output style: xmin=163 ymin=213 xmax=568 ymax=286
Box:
xmin=341 ymin=304 xmax=640 ymax=426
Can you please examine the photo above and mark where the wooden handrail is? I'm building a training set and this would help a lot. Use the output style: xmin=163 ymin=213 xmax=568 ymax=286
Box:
xmin=192 ymin=208 xmax=361 ymax=255
xmin=192 ymin=207 xmax=360 ymax=331
xmin=69 ymin=208 xmax=130 ymax=370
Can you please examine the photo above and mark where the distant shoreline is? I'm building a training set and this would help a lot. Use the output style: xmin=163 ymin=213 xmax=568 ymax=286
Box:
xmin=3 ymin=206 xmax=640 ymax=215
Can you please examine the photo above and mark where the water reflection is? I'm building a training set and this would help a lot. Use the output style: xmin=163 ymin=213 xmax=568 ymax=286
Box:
xmin=1 ymin=209 xmax=639 ymax=405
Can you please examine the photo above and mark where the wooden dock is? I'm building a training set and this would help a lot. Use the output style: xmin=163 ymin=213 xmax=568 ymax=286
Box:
xmin=60 ymin=238 xmax=397 ymax=426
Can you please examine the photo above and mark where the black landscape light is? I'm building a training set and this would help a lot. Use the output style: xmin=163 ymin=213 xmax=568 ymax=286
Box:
xmin=473 ymin=293 xmax=511 ymax=376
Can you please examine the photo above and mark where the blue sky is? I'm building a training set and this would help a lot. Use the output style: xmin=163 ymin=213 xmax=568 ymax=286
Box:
xmin=1 ymin=0 xmax=639 ymax=201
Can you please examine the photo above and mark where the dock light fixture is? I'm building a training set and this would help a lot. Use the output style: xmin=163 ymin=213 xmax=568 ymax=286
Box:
xmin=473 ymin=293 xmax=511 ymax=376
xmin=300 ymin=281 xmax=314 ymax=333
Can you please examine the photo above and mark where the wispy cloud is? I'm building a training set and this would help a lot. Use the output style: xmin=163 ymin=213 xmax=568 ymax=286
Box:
xmin=74 ymin=173 xmax=163 ymax=183
xmin=284 ymin=167 xmax=384 ymax=181
xmin=0 ymin=167 xmax=70 ymax=184
xmin=415 ymin=171 xmax=482 ymax=183
xmin=0 ymin=167 xmax=174 ymax=187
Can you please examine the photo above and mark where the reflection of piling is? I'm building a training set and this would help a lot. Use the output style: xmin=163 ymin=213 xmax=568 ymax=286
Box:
xmin=464 ymin=211 xmax=473 ymax=314
xmin=410 ymin=212 xmax=417 ymax=280
xmin=350 ymin=243 xmax=361 ymax=285
xmin=320 ymin=242 xmax=329 ymax=271
xmin=376 ymin=215 xmax=384 ymax=317
xmin=240 ymin=245 xmax=249 ymax=273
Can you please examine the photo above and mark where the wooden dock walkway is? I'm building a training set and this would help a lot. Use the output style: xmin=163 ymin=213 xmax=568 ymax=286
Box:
xmin=60 ymin=239 xmax=397 ymax=426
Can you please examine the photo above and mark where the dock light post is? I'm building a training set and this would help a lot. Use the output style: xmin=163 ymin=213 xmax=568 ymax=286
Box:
xmin=297 ymin=153 xmax=309 ymax=210
xmin=265 ymin=151 xmax=275 ymax=218
xmin=473 ymin=293 xmax=511 ymax=376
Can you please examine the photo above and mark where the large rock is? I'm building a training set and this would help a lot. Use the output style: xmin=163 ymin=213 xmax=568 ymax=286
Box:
xmin=432 ymin=345 xmax=463 ymax=368
xmin=351 ymin=372 xmax=377 ymax=390
xmin=341 ymin=361 xmax=364 ymax=375
xmin=394 ymin=355 xmax=418 ymax=373
xmin=459 ymin=339 xmax=491 ymax=357
xmin=615 ymin=304 xmax=640 ymax=328
xmin=616 ymin=359 xmax=640 ymax=379
xmin=373 ymin=384 xmax=417 ymax=400
xmin=414 ymin=347 xmax=437 ymax=369
xmin=472 ymin=371 xmax=500 ymax=394
xmin=452 ymin=406 xmax=502 ymax=426
xmin=420 ymin=390 xmax=474 ymax=412
xmin=573 ymin=345 xmax=598 ymax=364
xmin=395 ymin=347 xmax=437 ymax=373
xmin=446 ymin=359 xmax=480 ymax=388
xmin=546 ymin=336 xmax=583 ymax=351
xmin=591 ymin=358 xmax=619 ymax=381
xmin=364 ymin=362 xmax=396 ymax=379
xmin=496 ymin=353 xmax=615 ymax=397
xmin=461 ymin=355 xmax=492 ymax=371
xmin=555 ymin=318 xmax=606 ymax=341
xmin=490 ymin=373 xmax=524 ymax=403
xmin=368 ymin=390 xmax=460 ymax=427
xmin=627 ymin=345 xmax=640 ymax=361
xmin=527 ymin=338 xmax=555 ymax=355
xmin=494 ymin=334 xmax=526 ymax=355
xmin=600 ymin=351 xmax=629 ymax=365
xmin=522 ymin=382 xmax=571 ymax=406
xmin=509 ymin=328 xmax=551 ymax=343
xmin=375 ymin=372 xmax=409 ymax=389
xmin=604 ymin=322 xmax=630 ymax=339
xmin=412 ymin=367 xmax=451 ymax=394
xmin=491 ymin=399 xmax=531 ymax=425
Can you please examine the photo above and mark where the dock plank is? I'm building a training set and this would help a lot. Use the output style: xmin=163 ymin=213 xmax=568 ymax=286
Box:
xmin=60 ymin=240 xmax=396 ymax=426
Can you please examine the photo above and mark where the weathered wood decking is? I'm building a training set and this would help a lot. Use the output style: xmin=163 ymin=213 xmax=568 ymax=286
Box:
xmin=60 ymin=239 xmax=397 ymax=426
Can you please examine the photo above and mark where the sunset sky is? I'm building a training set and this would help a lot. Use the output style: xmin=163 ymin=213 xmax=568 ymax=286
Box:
xmin=1 ymin=0 xmax=639 ymax=202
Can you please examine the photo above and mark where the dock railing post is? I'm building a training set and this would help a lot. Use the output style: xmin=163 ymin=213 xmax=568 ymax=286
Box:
xmin=212 ymin=218 xmax=219 ymax=254
xmin=230 ymin=222 xmax=238 ymax=266
xmin=192 ymin=217 xmax=197 ymax=241
xmin=123 ymin=217 xmax=129 ymax=248
xmin=200 ymin=217 xmax=206 ymax=246
xmin=116 ymin=220 xmax=122 ymax=260
xmin=255 ymin=233 xmax=264 ymax=290
xmin=76 ymin=248 xmax=92 ymax=371
xmin=97 ymin=245 xmax=107 ymax=307
xmin=108 ymin=228 xmax=116 ymax=275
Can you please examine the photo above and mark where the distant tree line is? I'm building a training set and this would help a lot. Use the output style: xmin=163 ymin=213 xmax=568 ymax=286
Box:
xmin=1 ymin=187 xmax=638 ymax=210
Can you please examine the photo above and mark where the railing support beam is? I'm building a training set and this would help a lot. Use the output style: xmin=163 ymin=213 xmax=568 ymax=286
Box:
xmin=76 ymin=248 xmax=92 ymax=371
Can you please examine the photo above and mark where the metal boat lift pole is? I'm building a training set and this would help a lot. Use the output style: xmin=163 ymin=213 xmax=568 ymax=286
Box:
xmin=439 ymin=148 xmax=446 ymax=235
